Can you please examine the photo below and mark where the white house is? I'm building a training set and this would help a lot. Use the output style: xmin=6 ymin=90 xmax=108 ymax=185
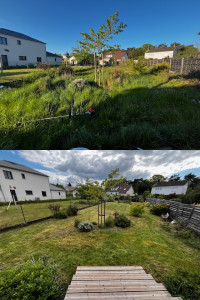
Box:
xmin=50 ymin=184 xmax=66 ymax=199
xmin=107 ymin=183 xmax=134 ymax=196
xmin=145 ymin=46 xmax=178 ymax=59
xmin=151 ymin=180 xmax=189 ymax=195
xmin=100 ymin=50 xmax=129 ymax=66
xmin=0 ymin=28 xmax=47 ymax=67
xmin=46 ymin=51 xmax=62 ymax=65
xmin=0 ymin=160 xmax=52 ymax=202
xmin=67 ymin=56 xmax=78 ymax=65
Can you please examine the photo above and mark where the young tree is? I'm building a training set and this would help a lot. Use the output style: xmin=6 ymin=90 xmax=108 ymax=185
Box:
xmin=101 ymin=168 xmax=126 ymax=191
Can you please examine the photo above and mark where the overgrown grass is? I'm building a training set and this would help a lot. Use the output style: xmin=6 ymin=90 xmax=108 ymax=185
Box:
xmin=0 ymin=203 xmax=200 ymax=299
xmin=0 ymin=66 xmax=200 ymax=149
xmin=0 ymin=68 xmax=37 ymax=83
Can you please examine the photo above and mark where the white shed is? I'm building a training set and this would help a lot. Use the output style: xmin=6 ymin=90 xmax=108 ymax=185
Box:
xmin=49 ymin=184 xmax=66 ymax=199
xmin=151 ymin=180 xmax=189 ymax=195
xmin=145 ymin=46 xmax=178 ymax=59
xmin=46 ymin=51 xmax=62 ymax=65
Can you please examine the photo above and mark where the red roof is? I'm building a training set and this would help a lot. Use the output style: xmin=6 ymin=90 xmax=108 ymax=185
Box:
xmin=104 ymin=51 xmax=127 ymax=60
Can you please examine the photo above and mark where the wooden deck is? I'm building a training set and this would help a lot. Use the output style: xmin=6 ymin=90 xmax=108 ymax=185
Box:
xmin=64 ymin=266 xmax=182 ymax=299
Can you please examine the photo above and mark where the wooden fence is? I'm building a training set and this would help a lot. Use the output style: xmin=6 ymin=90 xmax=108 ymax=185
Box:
xmin=146 ymin=58 xmax=200 ymax=74
xmin=146 ymin=198 xmax=200 ymax=235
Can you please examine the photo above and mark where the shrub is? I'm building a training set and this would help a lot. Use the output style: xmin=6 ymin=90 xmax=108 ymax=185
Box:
xmin=105 ymin=216 xmax=115 ymax=228
xmin=0 ymin=257 xmax=61 ymax=300
xmin=164 ymin=269 xmax=200 ymax=299
xmin=130 ymin=203 xmax=144 ymax=217
xmin=114 ymin=214 xmax=131 ymax=228
xmin=144 ymin=202 xmax=150 ymax=207
xmin=37 ymin=62 xmax=51 ymax=71
xmin=78 ymin=221 xmax=94 ymax=232
xmin=113 ymin=211 xmax=120 ymax=219
xmin=174 ymin=217 xmax=188 ymax=231
xmin=149 ymin=62 xmax=169 ymax=74
xmin=57 ymin=65 xmax=74 ymax=77
xmin=54 ymin=210 xmax=68 ymax=219
xmin=48 ymin=204 xmax=61 ymax=217
xmin=150 ymin=203 xmax=169 ymax=216
xmin=74 ymin=218 xmax=81 ymax=228
xmin=66 ymin=205 xmax=78 ymax=216
xmin=92 ymin=221 xmax=97 ymax=225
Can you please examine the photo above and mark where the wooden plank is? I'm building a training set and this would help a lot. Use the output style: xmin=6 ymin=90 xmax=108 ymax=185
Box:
xmin=70 ymin=280 xmax=158 ymax=286
xmin=65 ymin=296 xmax=181 ymax=300
xmin=75 ymin=270 xmax=146 ymax=275
xmin=77 ymin=266 xmax=143 ymax=271
xmin=72 ymin=275 xmax=154 ymax=281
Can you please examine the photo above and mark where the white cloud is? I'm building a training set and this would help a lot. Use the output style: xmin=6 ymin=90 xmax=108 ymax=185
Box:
xmin=18 ymin=150 xmax=200 ymax=184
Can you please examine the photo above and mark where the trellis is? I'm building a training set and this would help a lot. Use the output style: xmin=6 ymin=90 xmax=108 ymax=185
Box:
xmin=98 ymin=200 xmax=105 ymax=226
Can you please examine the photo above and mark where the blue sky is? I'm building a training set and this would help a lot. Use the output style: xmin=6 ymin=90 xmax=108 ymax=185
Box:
xmin=1 ymin=0 xmax=200 ymax=54
xmin=0 ymin=151 xmax=200 ymax=186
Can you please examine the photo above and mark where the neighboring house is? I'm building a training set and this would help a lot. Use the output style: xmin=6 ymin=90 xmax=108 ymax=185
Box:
xmin=151 ymin=180 xmax=189 ymax=195
xmin=46 ymin=51 xmax=62 ymax=65
xmin=50 ymin=184 xmax=66 ymax=199
xmin=66 ymin=183 xmax=75 ymax=193
xmin=0 ymin=28 xmax=47 ymax=66
xmin=100 ymin=50 xmax=129 ymax=65
xmin=67 ymin=56 xmax=78 ymax=65
xmin=72 ymin=190 xmax=79 ymax=198
xmin=0 ymin=160 xmax=51 ymax=202
xmin=145 ymin=46 xmax=178 ymax=59
xmin=107 ymin=183 xmax=134 ymax=196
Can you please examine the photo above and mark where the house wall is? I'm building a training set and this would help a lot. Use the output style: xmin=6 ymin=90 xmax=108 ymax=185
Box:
xmin=50 ymin=190 xmax=66 ymax=199
xmin=145 ymin=49 xmax=177 ymax=59
xmin=46 ymin=56 xmax=62 ymax=65
xmin=151 ymin=183 xmax=188 ymax=195
xmin=0 ymin=34 xmax=47 ymax=66
xmin=0 ymin=167 xmax=51 ymax=202
xmin=126 ymin=186 xmax=134 ymax=196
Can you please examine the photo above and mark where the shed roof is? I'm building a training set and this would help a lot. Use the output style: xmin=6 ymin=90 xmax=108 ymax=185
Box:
xmin=0 ymin=160 xmax=48 ymax=177
xmin=0 ymin=28 xmax=45 ymax=44
xmin=46 ymin=51 xmax=62 ymax=58
xmin=49 ymin=184 xmax=65 ymax=191
xmin=146 ymin=46 xmax=176 ymax=53
xmin=153 ymin=180 xmax=188 ymax=187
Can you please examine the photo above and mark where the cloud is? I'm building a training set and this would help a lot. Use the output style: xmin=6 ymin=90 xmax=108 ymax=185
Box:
xmin=18 ymin=150 xmax=200 ymax=185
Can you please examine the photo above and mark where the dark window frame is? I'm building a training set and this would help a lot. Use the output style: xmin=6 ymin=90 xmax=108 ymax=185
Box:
xmin=17 ymin=40 xmax=21 ymax=45
xmin=19 ymin=56 xmax=27 ymax=61
xmin=3 ymin=170 xmax=13 ymax=179
xmin=0 ymin=37 xmax=7 ymax=45
xmin=42 ymin=191 xmax=47 ymax=197
xmin=25 ymin=190 xmax=33 ymax=195
xmin=21 ymin=173 xmax=25 ymax=179
xmin=37 ymin=57 xmax=42 ymax=63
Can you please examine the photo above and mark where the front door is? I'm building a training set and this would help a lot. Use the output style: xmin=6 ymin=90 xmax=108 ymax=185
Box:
xmin=10 ymin=190 xmax=18 ymax=202
xmin=1 ymin=55 xmax=8 ymax=67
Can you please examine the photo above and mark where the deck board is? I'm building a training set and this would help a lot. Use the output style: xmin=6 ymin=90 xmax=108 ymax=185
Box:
xmin=64 ymin=266 xmax=182 ymax=299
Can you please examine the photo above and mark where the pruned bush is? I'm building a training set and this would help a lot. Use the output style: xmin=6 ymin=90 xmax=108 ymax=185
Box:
xmin=92 ymin=221 xmax=97 ymax=225
xmin=164 ymin=269 xmax=200 ymax=299
xmin=78 ymin=221 xmax=94 ymax=232
xmin=48 ymin=204 xmax=61 ymax=217
xmin=37 ymin=62 xmax=51 ymax=71
xmin=149 ymin=62 xmax=169 ymax=74
xmin=66 ymin=205 xmax=78 ymax=216
xmin=114 ymin=214 xmax=131 ymax=228
xmin=0 ymin=257 xmax=61 ymax=300
xmin=130 ymin=203 xmax=144 ymax=217
xmin=54 ymin=210 xmax=68 ymax=219
xmin=57 ymin=65 xmax=74 ymax=76
xmin=105 ymin=216 xmax=115 ymax=228
xmin=74 ymin=218 xmax=81 ymax=228
xmin=150 ymin=203 xmax=169 ymax=216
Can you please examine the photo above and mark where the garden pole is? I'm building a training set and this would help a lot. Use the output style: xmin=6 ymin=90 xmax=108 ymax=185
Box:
xmin=19 ymin=204 xmax=26 ymax=224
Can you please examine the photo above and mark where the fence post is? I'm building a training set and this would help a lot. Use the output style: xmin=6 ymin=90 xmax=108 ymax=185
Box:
xmin=169 ymin=59 xmax=172 ymax=71
xmin=180 ymin=58 xmax=184 ymax=74
xmin=186 ymin=205 xmax=195 ymax=227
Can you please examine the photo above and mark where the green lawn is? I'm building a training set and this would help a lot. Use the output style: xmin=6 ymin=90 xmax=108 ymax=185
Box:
xmin=0 ymin=68 xmax=37 ymax=83
xmin=0 ymin=203 xmax=199 ymax=299
xmin=0 ymin=65 xmax=200 ymax=149
xmin=0 ymin=199 xmax=88 ymax=229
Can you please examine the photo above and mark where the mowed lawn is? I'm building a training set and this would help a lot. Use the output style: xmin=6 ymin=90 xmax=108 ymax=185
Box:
xmin=0 ymin=202 xmax=199 ymax=299
xmin=0 ymin=68 xmax=37 ymax=83
xmin=0 ymin=200 xmax=88 ymax=229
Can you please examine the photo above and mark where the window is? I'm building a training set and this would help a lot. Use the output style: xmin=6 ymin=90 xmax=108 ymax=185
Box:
xmin=37 ymin=57 xmax=41 ymax=63
xmin=21 ymin=173 xmax=25 ymax=179
xmin=17 ymin=40 xmax=21 ymax=45
xmin=59 ymin=192 xmax=60 ymax=195
xmin=55 ymin=58 xmax=56 ymax=62
xmin=3 ymin=170 xmax=13 ymax=179
xmin=42 ymin=191 xmax=47 ymax=197
xmin=25 ymin=190 xmax=33 ymax=195
xmin=0 ymin=37 xmax=7 ymax=45
xmin=19 ymin=56 xmax=27 ymax=61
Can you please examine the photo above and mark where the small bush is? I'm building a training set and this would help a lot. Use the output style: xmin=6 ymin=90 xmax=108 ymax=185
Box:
xmin=92 ymin=221 xmax=97 ymax=225
xmin=78 ymin=221 xmax=94 ymax=232
xmin=114 ymin=214 xmax=131 ymax=228
xmin=0 ymin=257 xmax=61 ymax=300
xmin=66 ymin=205 xmax=78 ymax=216
xmin=130 ymin=203 xmax=144 ymax=217
xmin=74 ymin=218 xmax=81 ymax=228
xmin=149 ymin=62 xmax=169 ymax=74
xmin=55 ymin=210 xmax=68 ymax=219
xmin=150 ymin=203 xmax=169 ymax=216
xmin=105 ymin=216 xmax=115 ymax=228
xmin=57 ymin=65 xmax=74 ymax=76
xmin=174 ymin=217 xmax=188 ymax=231
xmin=48 ymin=204 xmax=61 ymax=217
xmin=144 ymin=202 xmax=150 ymax=207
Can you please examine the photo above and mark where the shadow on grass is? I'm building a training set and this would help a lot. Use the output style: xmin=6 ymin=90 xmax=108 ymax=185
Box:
xmin=0 ymin=83 xmax=200 ymax=150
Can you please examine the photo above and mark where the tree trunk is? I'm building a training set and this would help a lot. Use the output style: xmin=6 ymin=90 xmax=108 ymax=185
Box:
xmin=94 ymin=52 xmax=97 ymax=82
xmin=98 ymin=49 xmax=101 ymax=86
xmin=101 ymin=51 xmax=104 ymax=88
